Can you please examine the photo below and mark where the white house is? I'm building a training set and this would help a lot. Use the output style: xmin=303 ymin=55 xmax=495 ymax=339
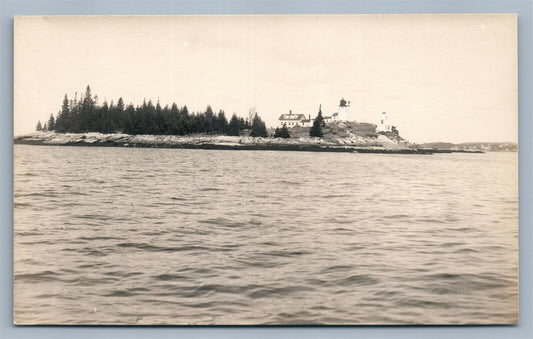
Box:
xmin=322 ymin=112 xmax=339 ymax=124
xmin=278 ymin=110 xmax=312 ymax=127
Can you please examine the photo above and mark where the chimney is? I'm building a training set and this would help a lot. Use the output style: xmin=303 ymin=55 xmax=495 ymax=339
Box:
xmin=289 ymin=110 xmax=292 ymax=115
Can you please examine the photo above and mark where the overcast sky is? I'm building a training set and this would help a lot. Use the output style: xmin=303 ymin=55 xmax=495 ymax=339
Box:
xmin=14 ymin=15 xmax=517 ymax=143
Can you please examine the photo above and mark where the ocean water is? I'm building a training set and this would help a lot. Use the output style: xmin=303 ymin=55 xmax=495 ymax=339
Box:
xmin=13 ymin=145 xmax=518 ymax=325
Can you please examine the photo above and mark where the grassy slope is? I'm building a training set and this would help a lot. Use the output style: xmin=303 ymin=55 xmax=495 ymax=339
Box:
xmin=275 ymin=121 xmax=379 ymax=140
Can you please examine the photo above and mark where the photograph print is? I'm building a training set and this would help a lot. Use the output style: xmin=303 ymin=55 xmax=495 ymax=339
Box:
xmin=13 ymin=15 xmax=518 ymax=325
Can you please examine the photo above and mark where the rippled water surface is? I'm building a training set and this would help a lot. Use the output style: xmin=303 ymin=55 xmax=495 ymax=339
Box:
xmin=14 ymin=145 xmax=518 ymax=325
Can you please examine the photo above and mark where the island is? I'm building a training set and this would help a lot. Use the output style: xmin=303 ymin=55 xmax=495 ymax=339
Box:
xmin=16 ymin=87 xmax=516 ymax=154
xmin=15 ymin=121 xmax=493 ymax=155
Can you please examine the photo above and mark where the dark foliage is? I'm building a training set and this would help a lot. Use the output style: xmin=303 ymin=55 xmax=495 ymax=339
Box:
xmin=274 ymin=124 xmax=290 ymax=138
xmin=250 ymin=113 xmax=268 ymax=138
xmin=49 ymin=86 xmax=251 ymax=136
xmin=47 ymin=114 xmax=55 ymax=131
xmin=227 ymin=113 xmax=249 ymax=136
xmin=309 ymin=106 xmax=324 ymax=138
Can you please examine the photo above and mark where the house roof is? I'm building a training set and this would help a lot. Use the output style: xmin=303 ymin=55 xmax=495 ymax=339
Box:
xmin=279 ymin=113 xmax=306 ymax=121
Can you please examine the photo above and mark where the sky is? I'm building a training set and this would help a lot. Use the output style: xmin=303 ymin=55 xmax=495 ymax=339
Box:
xmin=14 ymin=15 xmax=517 ymax=143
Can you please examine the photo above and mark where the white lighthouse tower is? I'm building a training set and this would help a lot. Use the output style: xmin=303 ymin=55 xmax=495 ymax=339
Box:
xmin=377 ymin=112 xmax=391 ymax=132
xmin=338 ymin=98 xmax=350 ymax=121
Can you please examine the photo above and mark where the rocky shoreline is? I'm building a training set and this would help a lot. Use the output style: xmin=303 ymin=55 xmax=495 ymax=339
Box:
xmin=14 ymin=132 xmax=483 ymax=155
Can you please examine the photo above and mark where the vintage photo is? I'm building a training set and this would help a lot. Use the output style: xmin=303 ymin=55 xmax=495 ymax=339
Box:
xmin=13 ymin=15 xmax=518 ymax=325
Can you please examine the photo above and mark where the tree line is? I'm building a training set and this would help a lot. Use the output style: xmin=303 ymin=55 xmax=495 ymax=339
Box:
xmin=33 ymin=86 xmax=346 ymax=139
xmin=36 ymin=86 xmax=273 ymax=137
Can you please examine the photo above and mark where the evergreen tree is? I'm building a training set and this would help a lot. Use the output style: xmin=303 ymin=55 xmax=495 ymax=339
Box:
xmin=117 ymin=97 xmax=124 ymax=112
xmin=155 ymin=100 xmax=165 ymax=134
xmin=179 ymin=105 xmax=189 ymax=134
xmin=168 ymin=103 xmax=180 ymax=135
xmin=204 ymin=105 xmax=215 ymax=133
xmin=123 ymin=104 xmax=136 ymax=134
xmin=55 ymin=94 xmax=70 ymax=132
xmin=275 ymin=124 xmax=290 ymax=138
xmin=71 ymin=92 xmax=81 ymax=132
xmin=39 ymin=88 xmax=261 ymax=137
xmin=144 ymin=100 xmax=157 ymax=134
xmin=80 ymin=85 xmax=96 ymax=132
xmin=250 ymin=113 xmax=268 ymax=138
xmin=100 ymin=101 xmax=112 ymax=133
xmin=240 ymin=117 xmax=250 ymax=130
xmin=215 ymin=110 xmax=229 ymax=134
xmin=228 ymin=113 xmax=241 ymax=136
xmin=310 ymin=105 xmax=324 ymax=138
xmin=36 ymin=120 xmax=42 ymax=131
xmin=180 ymin=105 xmax=189 ymax=117
xmin=62 ymin=94 xmax=70 ymax=114
xmin=47 ymin=113 xmax=55 ymax=131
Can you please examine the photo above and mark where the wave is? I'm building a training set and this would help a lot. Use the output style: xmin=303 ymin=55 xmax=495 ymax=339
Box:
xmin=424 ymin=272 xmax=515 ymax=290
xmin=199 ymin=187 xmax=223 ymax=192
xmin=258 ymin=249 xmax=311 ymax=258
xmin=198 ymin=217 xmax=248 ymax=228
xmin=15 ymin=270 xmax=61 ymax=283
xmin=247 ymin=285 xmax=315 ymax=299
xmin=395 ymin=298 xmax=454 ymax=309
xmin=320 ymin=264 xmax=356 ymax=273
xmin=333 ymin=274 xmax=380 ymax=287
xmin=116 ymin=242 xmax=210 ymax=253
xmin=75 ymin=214 xmax=112 ymax=221
xmin=14 ymin=202 xmax=31 ymax=208
xmin=152 ymin=273 xmax=188 ymax=281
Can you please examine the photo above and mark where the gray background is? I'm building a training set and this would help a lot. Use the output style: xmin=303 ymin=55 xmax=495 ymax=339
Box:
xmin=1 ymin=0 xmax=531 ymax=338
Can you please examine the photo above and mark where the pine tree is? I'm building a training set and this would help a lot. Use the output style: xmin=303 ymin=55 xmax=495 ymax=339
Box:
xmin=123 ymin=104 xmax=135 ymax=134
xmin=240 ymin=117 xmax=249 ymax=130
xmin=310 ymin=105 xmax=324 ymax=138
xmin=100 ymin=101 xmax=111 ymax=133
xmin=80 ymin=85 xmax=96 ymax=132
xmin=38 ymin=88 xmax=270 ymax=137
xmin=55 ymin=94 xmax=70 ymax=132
xmin=274 ymin=124 xmax=290 ymax=138
xmin=144 ymin=100 xmax=157 ymax=134
xmin=117 ymin=97 xmax=124 ymax=112
xmin=108 ymin=97 xmax=123 ymax=132
xmin=155 ymin=100 xmax=165 ymax=134
xmin=47 ymin=113 xmax=55 ymax=131
xmin=250 ymin=113 xmax=268 ymax=138
xmin=62 ymin=94 xmax=70 ymax=114
xmin=36 ymin=120 xmax=42 ymax=131
xmin=204 ymin=106 xmax=215 ymax=133
xmin=180 ymin=105 xmax=189 ymax=134
xmin=168 ymin=103 xmax=179 ymax=135
xmin=228 ymin=113 xmax=241 ymax=136
xmin=215 ymin=110 xmax=229 ymax=134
